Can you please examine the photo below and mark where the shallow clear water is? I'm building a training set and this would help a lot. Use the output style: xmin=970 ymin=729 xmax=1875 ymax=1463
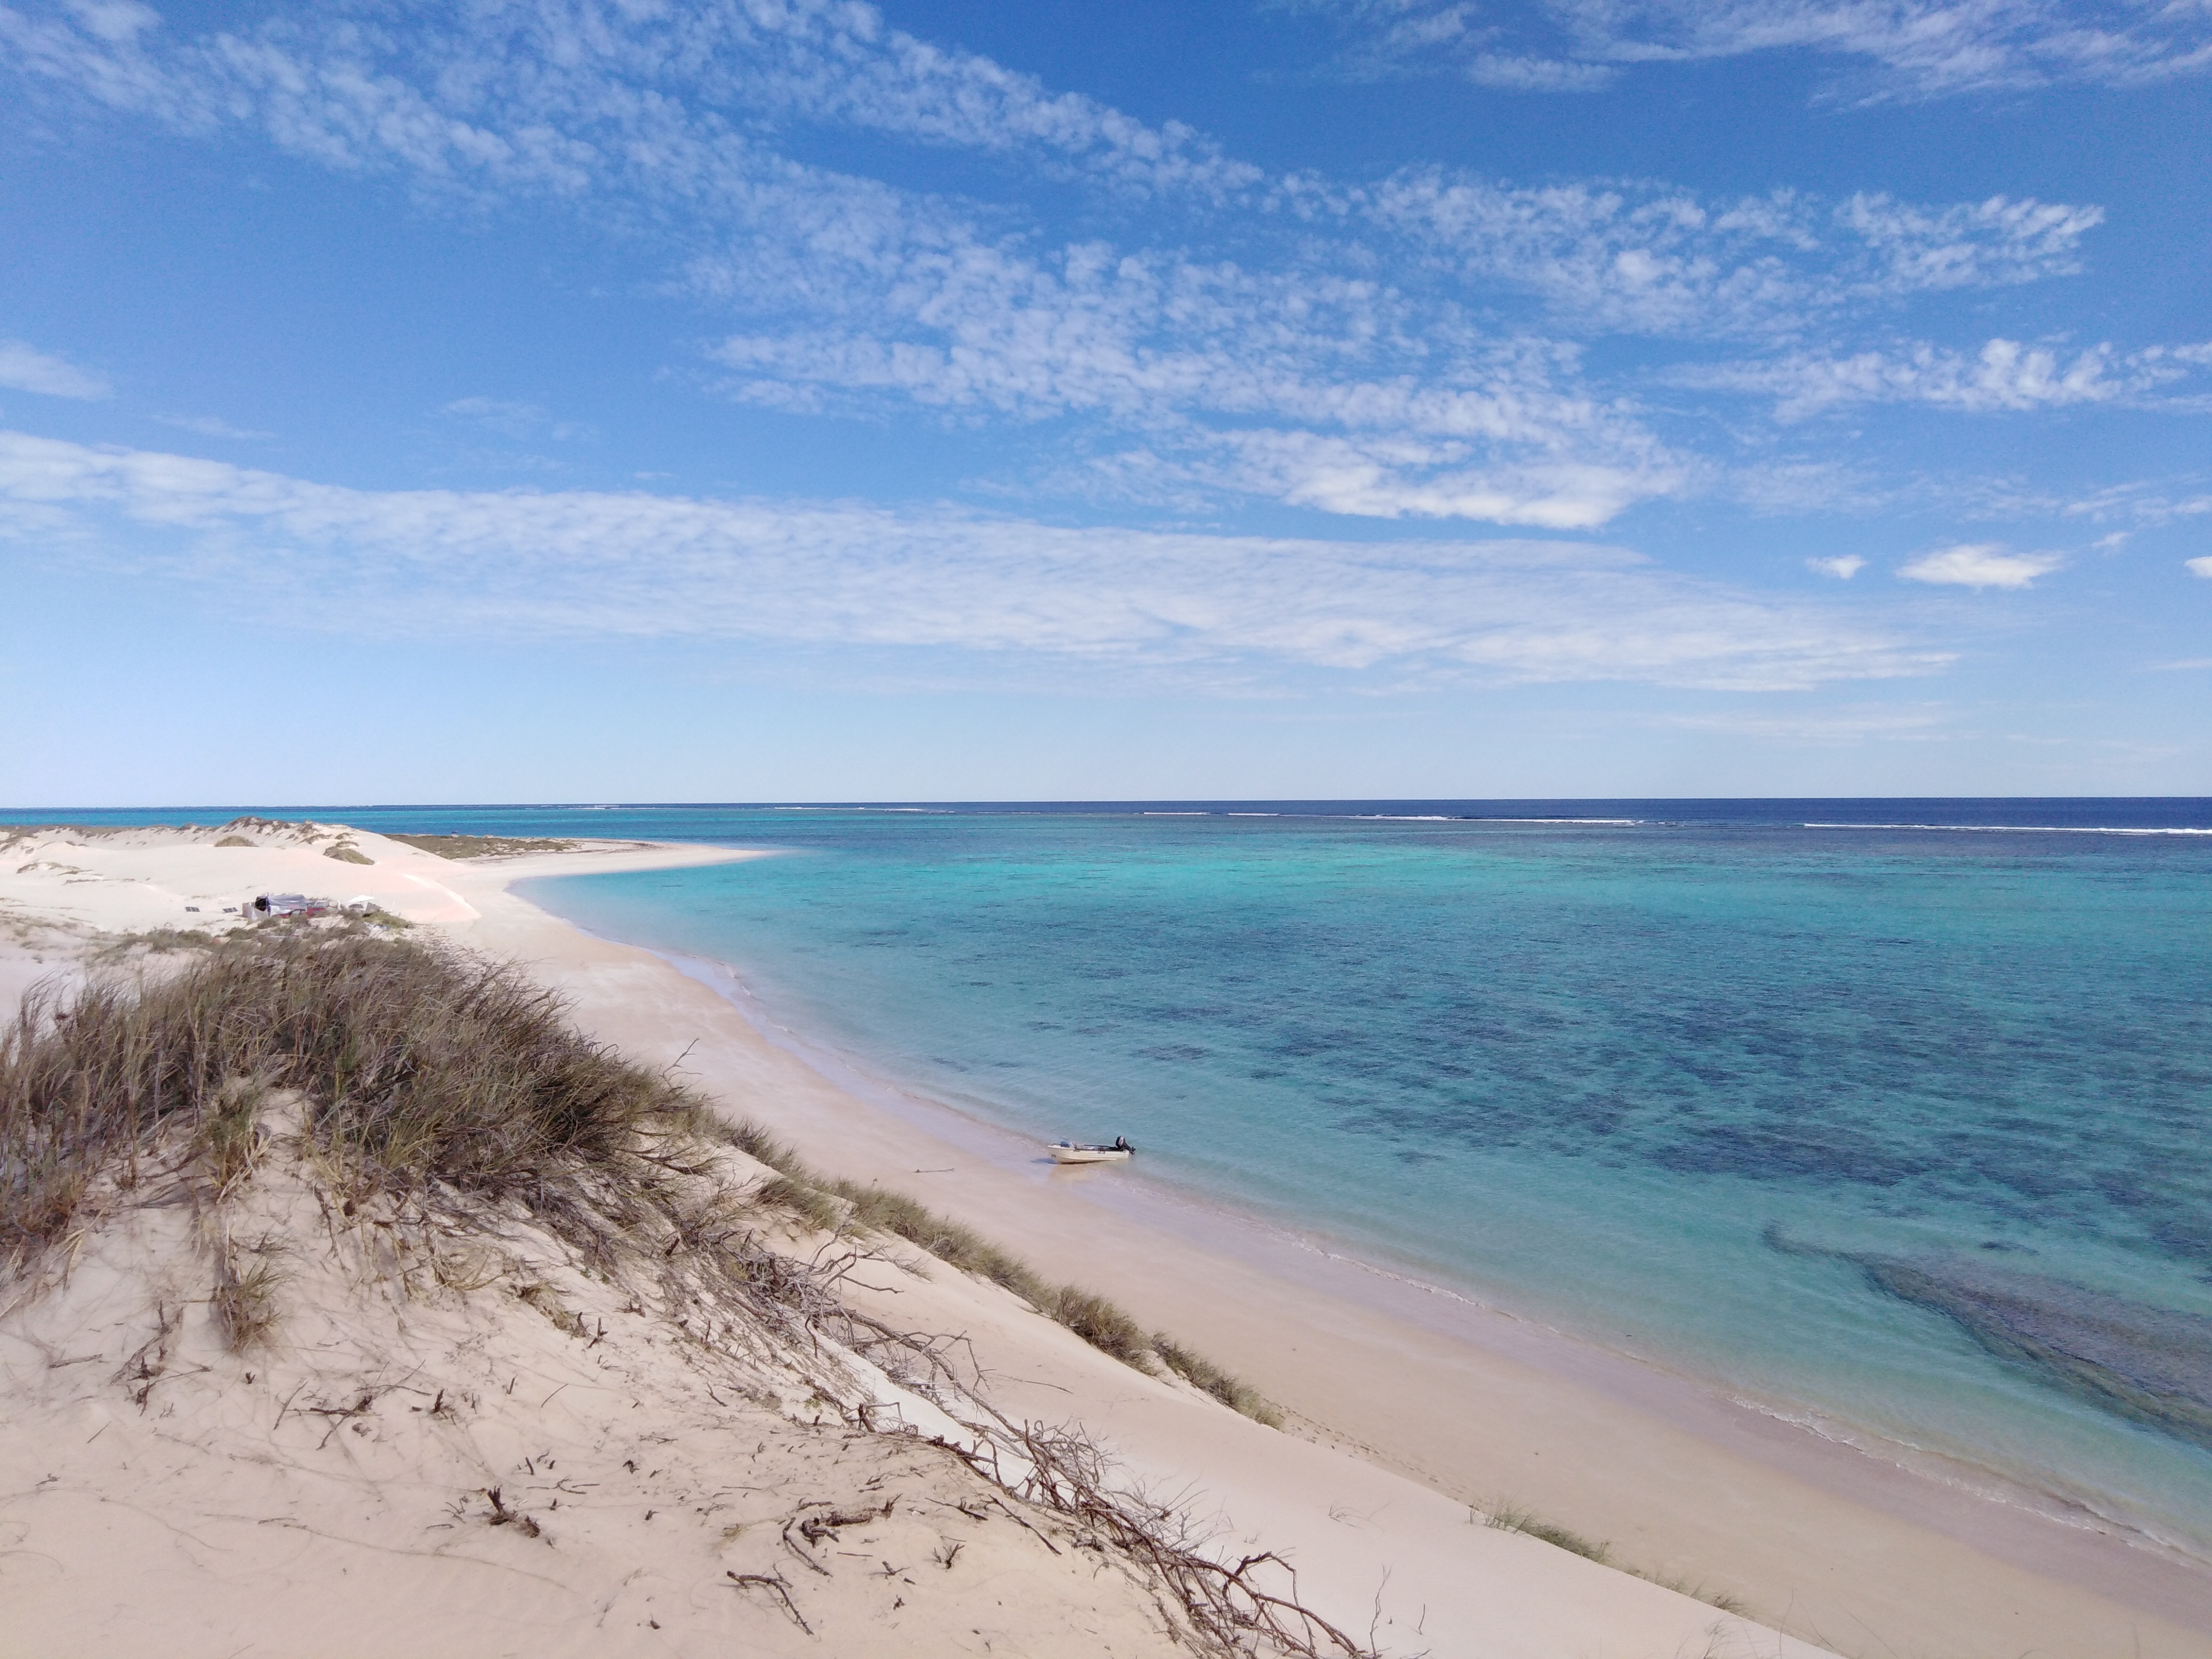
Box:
xmin=19 ymin=799 xmax=2212 ymax=1554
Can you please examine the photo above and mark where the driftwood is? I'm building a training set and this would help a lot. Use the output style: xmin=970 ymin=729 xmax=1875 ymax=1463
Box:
xmin=946 ymin=1417 xmax=1375 ymax=1659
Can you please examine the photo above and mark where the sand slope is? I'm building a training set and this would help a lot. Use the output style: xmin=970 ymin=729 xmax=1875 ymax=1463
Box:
xmin=0 ymin=1100 xmax=1195 ymax=1657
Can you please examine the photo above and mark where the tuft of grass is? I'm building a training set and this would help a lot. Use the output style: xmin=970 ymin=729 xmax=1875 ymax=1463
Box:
xmin=1482 ymin=1500 xmax=1613 ymax=1564
xmin=91 ymin=927 xmax=219 ymax=962
xmin=723 ymin=1122 xmax=1053 ymax=1302
xmin=383 ymin=833 xmax=579 ymax=860
xmin=1153 ymin=1333 xmax=1284 ymax=1426
xmin=1 ymin=931 xmax=711 ymax=1276
xmin=211 ymin=1241 xmax=287 ymax=1350
xmin=324 ymin=844 xmax=374 ymax=866
xmin=756 ymin=1175 xmax=847 ymax=1234
xmin=1048 ymin=1286 xmax=1154 ymax=1367
xmin=347 ymin=907 xmax=412 ymax=931
xmin=214 ymin=835 xmax=256 ymax=848
xmin=198 ymin=1075 xmax=268 ymax=1199
xmin=1639 ymin=1572 xmax=1748 ymax=1618
xmin=1480 ymin=1499 xmax=1754 ymax=1615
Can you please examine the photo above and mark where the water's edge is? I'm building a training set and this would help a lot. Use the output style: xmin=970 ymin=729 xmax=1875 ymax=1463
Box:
xmin=533 ymin=894 xmax=2212 ymax=1628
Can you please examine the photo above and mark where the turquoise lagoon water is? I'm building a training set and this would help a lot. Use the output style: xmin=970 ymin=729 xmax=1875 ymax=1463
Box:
xmin=18 ymin=800 xmax=2212 ymax=1556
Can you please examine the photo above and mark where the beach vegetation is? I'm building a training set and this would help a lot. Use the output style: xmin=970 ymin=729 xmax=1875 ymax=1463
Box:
xmin=0 ymin=929 xmax=712 ymax=1275
xmin=197 ymin=1075 xmax=269 ymax=1199
xmin=383 ymin=833 xmax=580 ymax=859
xmin=211 ymin=1235 xmax=288 ymax=1350
xmin=1479 ymin=1500 xmax=1757 ymax=1616
xmin=0 ymin=931 xmax=1370 ymax=1656
xmin=1481 ymin=1499 xmax=1613 ymax=1563
xmin=90 ymin=927 xmax=225 ymax=961
xmin=324 ymin=843 xmax=374 ymax=865
xmin=0 ymin=926 xmax=1287 ymax=1437
xmin=1048 ymin=1285 xmax=1153 ymax=1365
xmin=1640 ymin=1571 xmax=1748 ymax=1618
xmin=756 ymin=1174 xmax=848 ymax=1233
xmin=214 ymin=835 xmax=256 ymax=848
xmin=724 ymin=1117 xmax=1281 ymax=1420
xmin=1152 ymin=1333 xmax=1284 ymax=1426
xmin=726 ymin=1123 xmax=1053 ymax=1305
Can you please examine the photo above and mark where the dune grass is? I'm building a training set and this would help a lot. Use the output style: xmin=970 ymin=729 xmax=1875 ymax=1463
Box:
xmin=89 ymin=926 xmax=233 ymax=962
xmin=0 ymin=929 xmax=709 ymax=1277
xmin=1153 ymin=1333 xmax=1284 ymax=1426
xmin=1480 ymin=1499 xmax=1751 ymax=1616
xmin=1482 ymin=1499 xmax=1613 ymax=1563
xmin=724 ymin=1120 xmax=1281 ymax=1417
xmin=0 ymin=928 xmax=1280 ymax=1425
xmin=383 ymin=833 xmax=580 ymax=859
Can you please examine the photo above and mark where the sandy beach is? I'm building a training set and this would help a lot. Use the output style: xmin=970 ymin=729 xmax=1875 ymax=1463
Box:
xmin=3 ymin=820 xmax=2207 ymax=1657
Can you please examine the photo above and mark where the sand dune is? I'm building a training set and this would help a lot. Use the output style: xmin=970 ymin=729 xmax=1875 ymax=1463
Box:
xmin=0 ymin=1100 xmax=1192 ymax=1657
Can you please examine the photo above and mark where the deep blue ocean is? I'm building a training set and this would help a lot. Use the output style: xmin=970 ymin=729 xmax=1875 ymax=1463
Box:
xmin=15 ymin=799 xmax=2212 ymax=1556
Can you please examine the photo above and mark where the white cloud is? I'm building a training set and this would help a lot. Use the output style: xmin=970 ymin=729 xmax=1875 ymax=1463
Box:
xmin=1685 ymin=336 xmax=2211 ymax=419
xmin=1960 ymin=479 xmax=2212 ymax=529
xmin=61 ymin=1 xmax=155 ymax=45
xmin=155 ymin=413 xmax=271 ymax=440
xmin=705 ymin=259 xmax=1691 ymax=526
xmin=2187 ymin=556 xmax=2212 ymax=579
xmin=1289 ymin=0 xmax=2212 ymax=98
xmin=0 ymin=338 xmax=110 ymax=399
xmin=1807 ymin=554 xmax=1866 ymax=578
xmin=1551 ymin=0 xmax=2212 ymax=98
xmin=1653 ymin=703 xmax=1952 ymax=741
xmin=1170 ymin=426 xmax=1690 ymax=528
xmin=1 ymin=0 xmax=1256 ymax=202
xmin=1465 ymin=53 xmax=1619 ymax=90
xmin=1360 ymin=177 xmax=2099 ymax=338
xmin=0 ymin=0 xmax=2148 ymax=534
xmin=440 ymin=398 xmax=591 ymax=442
xmin=1 ymin=0 xmax=1708 ymax=522
xmin=0 ymin=429 xmax=1944 ymax=691
xmin=1898 ymin=542 xmax=2063 ymax=588
xmin=1834 ymin=194 xmax=2103 ymax=291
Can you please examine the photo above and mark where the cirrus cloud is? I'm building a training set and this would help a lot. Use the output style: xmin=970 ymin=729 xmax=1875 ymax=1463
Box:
xmin=0 ymin=0 xmax=2141 ymax=534
xmin=1283 ymin=0 xmax=2212 ymax=100
xmin=1679 ymin=336 xmax=2212 ymax=420
xmin=0 ymin=429 xmax=1945 ymax=691
xmin=0 ymin=338 xmax=111 ymax=399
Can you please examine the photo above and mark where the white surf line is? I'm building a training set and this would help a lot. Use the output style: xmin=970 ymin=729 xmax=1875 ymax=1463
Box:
xmin=1804 ymin=822 xmax=2212 ymax=835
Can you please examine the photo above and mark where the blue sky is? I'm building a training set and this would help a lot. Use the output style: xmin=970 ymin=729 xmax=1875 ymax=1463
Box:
xmin=2 ymin=0 xmax=2209 ymax=804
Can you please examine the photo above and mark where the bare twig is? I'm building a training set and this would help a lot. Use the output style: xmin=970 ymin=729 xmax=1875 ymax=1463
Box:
xmin=726 ymin=1570 xmax=811 ymax=1634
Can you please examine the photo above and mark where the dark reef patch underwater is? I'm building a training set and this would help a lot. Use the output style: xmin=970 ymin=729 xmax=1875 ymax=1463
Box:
xmin=1767 ymin=1227 xmax=2212 ymax=1453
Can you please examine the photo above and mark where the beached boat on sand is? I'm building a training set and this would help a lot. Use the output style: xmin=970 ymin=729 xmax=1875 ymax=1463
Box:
xmin=1048 ymin=1137 xmax=1134 ymax=1164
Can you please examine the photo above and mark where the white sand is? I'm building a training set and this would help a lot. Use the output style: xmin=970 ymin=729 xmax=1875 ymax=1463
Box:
xmin=3 ymin=820 xmax=2206 ymax=1657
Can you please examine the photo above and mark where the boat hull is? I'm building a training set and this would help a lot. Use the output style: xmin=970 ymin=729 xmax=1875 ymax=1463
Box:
xmin=1048 ymin=1145 xmax=1133 ymax=1164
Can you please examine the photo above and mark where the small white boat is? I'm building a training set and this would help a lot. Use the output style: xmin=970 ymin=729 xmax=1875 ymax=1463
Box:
xmin=1048 ymin=1138 xmax=1134 ymax=1164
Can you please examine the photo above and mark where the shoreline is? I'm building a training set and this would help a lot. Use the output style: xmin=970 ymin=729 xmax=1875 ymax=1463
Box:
xmin=653 ymin=944 xmax=2201 ymax=1565
xmin=643 ymin=940 xmax=2212 ymax=1604
xmin=5 ymin=820 xmax=2208 ymax=1655
xmin=496 ymin=849 xmax=2212 ymax=1655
